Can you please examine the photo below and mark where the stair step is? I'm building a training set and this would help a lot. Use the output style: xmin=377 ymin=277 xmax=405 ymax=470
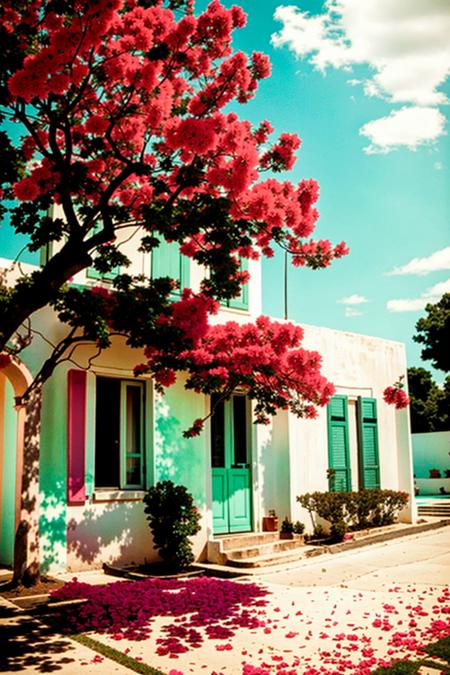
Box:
xmin=216 ymin=532 xmax=279 ymax=551
xmin=226 ymin=546 xmax=323 ymax=569
xmin=418 ymin=506 xmax=450 ymax=514
xmin=226 ymin=538 xmax=305 ymax=561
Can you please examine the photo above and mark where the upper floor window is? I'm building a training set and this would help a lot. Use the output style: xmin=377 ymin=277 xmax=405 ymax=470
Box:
xmin=151 ymin=237 xmax=190 ymax=296
xmin=220 ymin=257 xmax=249 ymax=311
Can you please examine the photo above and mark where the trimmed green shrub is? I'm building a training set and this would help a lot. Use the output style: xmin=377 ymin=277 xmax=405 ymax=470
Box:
xmin=143 ymin=480 xmax=201 ymax=570
xmin=297 ymin=489 xmax=409 ymax=542
xmin=293 ymin=521 xmax=305 ymax=535
xmin=280 ymin=517 xmax=294 ymax=533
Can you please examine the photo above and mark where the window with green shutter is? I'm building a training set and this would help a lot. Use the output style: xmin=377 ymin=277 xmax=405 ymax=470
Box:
xmin=151 ymin=236 xmax=189 ymax=295
xmin=327 ymin=395 xmax=351 ymax=492
xmin=86 ymin=223 xmax=120 ymax=282
xmin=357 ymin=397 xmax=380 ymax=489
xmin=221 ymin=257 xmax=249 ymax=311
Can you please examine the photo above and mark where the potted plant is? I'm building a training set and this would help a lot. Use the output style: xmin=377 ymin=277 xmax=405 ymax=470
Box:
xmin=429 ymin=469 xmax=441 ymax=478
xmin=262 ymin=509 xmax=279 ymax=532
xmin=280 ymin=516 xmax=294 ymax=539
xmin=293 ymin=521 xmax=305 ymax=536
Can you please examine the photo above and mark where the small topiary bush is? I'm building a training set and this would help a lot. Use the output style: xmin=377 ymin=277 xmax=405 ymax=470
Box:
xmin=280 ymin=517 xmax=294 ymax=534
xmin=143 ymin=480 xmax=201 ymax=570
xmin=293 ymin=520 xmax=305 ymax=535
xmin=297 ymin=489 xmax=409 ymax=542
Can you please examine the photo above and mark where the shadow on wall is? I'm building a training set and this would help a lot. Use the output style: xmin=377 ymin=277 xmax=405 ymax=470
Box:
xmin=154 ymin=396 xmax=206 ymax=506
xmin=66 ymin=500 xmax=153 ymax=569
xmin=40 ymin=481 xmax=68 ymax=574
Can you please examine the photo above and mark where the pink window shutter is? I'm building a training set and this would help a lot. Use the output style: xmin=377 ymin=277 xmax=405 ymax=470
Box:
xmin=67 ymin=369 xmax=87 ymax=504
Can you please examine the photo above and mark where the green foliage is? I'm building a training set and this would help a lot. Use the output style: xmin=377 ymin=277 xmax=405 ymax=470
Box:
xmin=370 ymin=636 xmax=450 ymax=674
xmin=371 ymin=661 xmax=421 ymax=675
xmin=414 ymin=293 xmax=450 ymax=373
xmin=407 ymin=367 xmax=450 ymax=432
xmin=424 ymin=635 xmax=450 ymax=664
xmin=293 ymin=520 xmax=305 ymax=535
xmin=143 ymin=480 xmax=201 ymax=570
xmin=297 ymin=490 xmax=409 ymax=542
xmin=280 ymin=517 xmax=294 ymax=533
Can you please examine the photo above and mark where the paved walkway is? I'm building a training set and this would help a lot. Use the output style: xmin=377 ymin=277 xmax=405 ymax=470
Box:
xmin=1 ymin=525 xmax=449 ymax=674
xmin=257 ymin=523 xmax=450 ymax=589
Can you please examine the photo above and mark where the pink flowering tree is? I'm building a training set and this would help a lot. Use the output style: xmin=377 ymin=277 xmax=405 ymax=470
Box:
xmin=0 ymin=0 xmax=347 ymax=585
xmin=135 ymin=310 xmax=335 ymax=436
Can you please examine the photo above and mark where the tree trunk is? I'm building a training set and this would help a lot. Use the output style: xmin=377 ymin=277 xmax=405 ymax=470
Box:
xmin=13 ymin=385 xmax=42 ymax=587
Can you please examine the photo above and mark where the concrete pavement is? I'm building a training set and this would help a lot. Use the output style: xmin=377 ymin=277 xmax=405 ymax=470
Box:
xmin=1 ymin=525 xmax=449 ymax=674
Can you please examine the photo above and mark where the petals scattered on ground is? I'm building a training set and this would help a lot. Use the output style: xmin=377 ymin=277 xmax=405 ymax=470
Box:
xmin=51 ymin=576 xmax=450 ymax=673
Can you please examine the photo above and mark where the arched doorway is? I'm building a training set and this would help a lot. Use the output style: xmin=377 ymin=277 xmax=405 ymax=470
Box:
xmin=0 ymin=359 xmax=33 ymax=566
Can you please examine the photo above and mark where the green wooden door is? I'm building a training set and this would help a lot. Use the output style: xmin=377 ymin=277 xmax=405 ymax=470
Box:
xmin=211 ymin=395 xmax=252 ymax=534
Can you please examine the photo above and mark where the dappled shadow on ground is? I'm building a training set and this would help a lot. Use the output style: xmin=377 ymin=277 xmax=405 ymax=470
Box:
xmin=0 ymin=611 xmax=76 ymax=672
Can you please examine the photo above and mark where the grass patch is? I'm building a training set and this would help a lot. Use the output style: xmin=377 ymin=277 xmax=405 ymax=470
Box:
xmin=371 ymin=637 xmax=450 ymax=674
xmin=371 ymin=661 xmax=421 ymax=675
xmin=70 ymin=633 xmax=166 ymax=675
xmin=424 ymin=636 xmax=450 ymax=664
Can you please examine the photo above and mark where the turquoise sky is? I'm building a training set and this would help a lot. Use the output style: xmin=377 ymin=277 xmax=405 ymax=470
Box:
xmin=215 ymin=0 xmax=450 ymax=384
xmin=1 ymin=0 xmax=449 ymax=384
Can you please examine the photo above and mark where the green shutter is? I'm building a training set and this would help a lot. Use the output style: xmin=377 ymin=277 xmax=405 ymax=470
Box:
xmin=357 ymin=396 xmax=380 ymax=489
xmin=151 ymin=237 xmax=189 ymax=294
xmin=221 ymin=258 xmax=249 ymax=310
xmin=327 ymin=395 xmax=351 ymax=492
xmin=86 ymin=223 xmax=120 ymax=281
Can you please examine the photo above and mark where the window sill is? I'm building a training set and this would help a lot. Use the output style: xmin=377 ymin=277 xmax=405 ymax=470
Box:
xmin=92 ymin=490 xmax=145 ymax=503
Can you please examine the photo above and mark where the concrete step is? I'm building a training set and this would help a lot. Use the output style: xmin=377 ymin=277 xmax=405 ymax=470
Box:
xmin=225 ymin=537 xmax=305 ymax=561
xmin=226 ymin=546 xmax=323 ymax=569
xmin=418 ymin=504 xmax=450 ymax=515
xmin=217 ymin=532 xmax=279 ymax=552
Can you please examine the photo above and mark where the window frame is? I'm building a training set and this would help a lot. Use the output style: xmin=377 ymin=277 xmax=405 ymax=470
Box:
xmin=93 ymin=375 xmax=148 ymax=492
xmin=220 ymin=257 xmax=249 ymax=311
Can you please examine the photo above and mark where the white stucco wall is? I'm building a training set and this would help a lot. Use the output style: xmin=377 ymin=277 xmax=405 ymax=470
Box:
xmin=263 ymin=324 xmax=415 ymax=529
xmin=1 ymin=250 xmax=416 ymax=573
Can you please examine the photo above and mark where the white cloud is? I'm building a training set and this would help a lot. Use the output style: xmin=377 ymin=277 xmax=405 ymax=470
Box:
xmin=360 ymin=106 xmax=446 ymax=154
xmin=386 ymin=246 xmax=450 ymax=276
xmin=272 ymin=0 xmax=450 ymax=152
xmin=434 ymin=161 xmax=444 ymax=170
xmin=387 ymin=276 xmax=450 ymax=312
xmin=337 ymin=293 xmax=368 ymax=305
xmin=387 ymin=298 xmax=429 ymax=312
xmin=345 ymin=306 xmax=363 ymax=316
xmin=423 ymin=278 xmax=450 ymax=297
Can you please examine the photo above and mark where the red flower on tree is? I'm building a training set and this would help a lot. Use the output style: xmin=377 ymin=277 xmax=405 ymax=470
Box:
xmin=383 ymin=376 xmax=410 ymax=409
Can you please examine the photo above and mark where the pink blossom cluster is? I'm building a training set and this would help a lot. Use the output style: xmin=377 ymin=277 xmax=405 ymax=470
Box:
xmin=383 ymin=383 xmax=410 ymax=409
xmin=140 ymin=314 xmax=335 ymax=435
xmin=4 ymin=0 xmax=347 ymax=276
